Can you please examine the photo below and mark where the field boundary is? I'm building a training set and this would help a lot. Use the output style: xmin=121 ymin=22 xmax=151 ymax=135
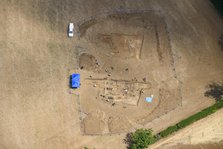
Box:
xmin=153 ymin=99 xmax=223 ymax=143
xmin=128 ymin=99 xmax=223 ymax=148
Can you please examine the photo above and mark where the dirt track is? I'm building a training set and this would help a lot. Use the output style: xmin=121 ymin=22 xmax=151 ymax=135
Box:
xmin=0 ymin=0 xmax=223 ymax=148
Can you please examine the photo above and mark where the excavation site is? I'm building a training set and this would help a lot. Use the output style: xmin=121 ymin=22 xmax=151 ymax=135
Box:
xmin=1 ymin=0 xmax=223 ymax=148
xmin=70 ymin=11 xmax=182 ymax=135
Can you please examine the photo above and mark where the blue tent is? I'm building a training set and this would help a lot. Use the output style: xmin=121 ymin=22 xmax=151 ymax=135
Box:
xmin=70 ymin=74 xmax=80 ymax=88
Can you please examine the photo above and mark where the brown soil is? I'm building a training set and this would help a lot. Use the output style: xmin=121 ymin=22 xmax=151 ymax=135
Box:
xmin=83 ymin=110 xmax=108 ymax=134
xmin=1 ymin=0 xmax=223 ymax=148
xmin=108 ymin=116 xmax=133 ymax=133
xmin=79 ymin=53 xmax=99 ymax=71
xmin=166 ymin=143 xmax=223 ymax=149
xmin=76 ymin=11 xmax=181 ymax=134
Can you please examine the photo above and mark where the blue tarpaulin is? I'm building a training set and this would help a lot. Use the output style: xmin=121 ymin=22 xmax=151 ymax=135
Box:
xmin=145 ymin=97 xmax=153 ymax=103
xmin=71 ymin=74 xmax=80 ymax=88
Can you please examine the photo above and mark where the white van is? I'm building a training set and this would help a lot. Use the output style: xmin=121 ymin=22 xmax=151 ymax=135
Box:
xmin=68 ymin=23 xmax=74 ymax=37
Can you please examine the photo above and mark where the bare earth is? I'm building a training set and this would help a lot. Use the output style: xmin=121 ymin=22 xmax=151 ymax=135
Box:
xmin=0 ymin=0 xmax=223 ymax=149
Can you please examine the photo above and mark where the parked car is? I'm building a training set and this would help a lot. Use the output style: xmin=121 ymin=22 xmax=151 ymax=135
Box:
xmin=68 ymin=23 xmax=74 ymax=37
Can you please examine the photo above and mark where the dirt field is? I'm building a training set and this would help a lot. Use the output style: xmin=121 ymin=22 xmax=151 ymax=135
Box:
xmin=74 ymin=10 xmax=181 ymax=135
xmin=0 ymin=0 xmax=223 ymax=148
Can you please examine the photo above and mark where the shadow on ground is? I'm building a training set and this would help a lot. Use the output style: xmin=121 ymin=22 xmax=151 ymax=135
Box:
xmin=219 ymin=34 xmax=223 ymax=51
xmin=205 ymin=82 xmax=223 ymax=101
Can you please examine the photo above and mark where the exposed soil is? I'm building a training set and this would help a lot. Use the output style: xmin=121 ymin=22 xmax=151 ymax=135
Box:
xmin=79 ymin=53 xmax=99 ymax=72
xmin=165 ymin=143 xmax=223 ymax=149
xmin=75 ymin=11 xmax=182 ymax=134
xmin=83 ymin=110 xmax=108 ymax=134
xmin=1 ymin=0 xmax=223 ymax=148
xmin=108 ymin=116 xmax=133 ymax=133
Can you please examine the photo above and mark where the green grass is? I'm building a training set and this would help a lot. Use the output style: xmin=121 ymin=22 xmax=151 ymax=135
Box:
xmin=159 ymin=125 xmax=178 ymax=138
